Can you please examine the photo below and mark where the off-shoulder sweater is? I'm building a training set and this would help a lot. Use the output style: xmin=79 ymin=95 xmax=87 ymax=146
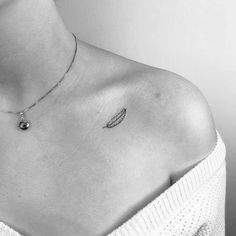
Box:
xmin=0 ymin=130 xmax=226 ymax=236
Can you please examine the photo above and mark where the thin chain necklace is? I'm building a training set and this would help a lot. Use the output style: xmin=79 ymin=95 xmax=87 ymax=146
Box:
xmin=0 ymin=33 xmax=78 ymax=131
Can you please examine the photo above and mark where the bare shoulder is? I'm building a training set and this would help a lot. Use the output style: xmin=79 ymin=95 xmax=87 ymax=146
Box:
xmin=77 ymin=41 xmax=217 ymax=181
xmin=125 ymin=64 xmax=217 ymax=180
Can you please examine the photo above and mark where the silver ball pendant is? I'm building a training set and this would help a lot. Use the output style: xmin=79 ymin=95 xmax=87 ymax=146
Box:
xmin=18 ymin=120 xmax=31 ymax=130
xmin=18 ymin=112 xmax=31 ymax=131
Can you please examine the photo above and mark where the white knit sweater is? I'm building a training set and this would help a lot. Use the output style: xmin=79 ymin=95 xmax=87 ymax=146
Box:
xmin=0 ymin=131 xmax=226 ymax=236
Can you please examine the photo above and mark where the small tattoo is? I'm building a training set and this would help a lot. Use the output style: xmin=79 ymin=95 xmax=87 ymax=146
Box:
xmin=103 ymin=108 xmax=127 ymax=128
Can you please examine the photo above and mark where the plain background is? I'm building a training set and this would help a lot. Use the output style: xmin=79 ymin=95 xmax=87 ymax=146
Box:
xmin=56 ymin=0 xmax=235 ymax=235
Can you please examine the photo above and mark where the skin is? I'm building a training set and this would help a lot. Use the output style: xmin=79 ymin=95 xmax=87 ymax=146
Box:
xmin=0 ymin=0 xmax=217 ymax=236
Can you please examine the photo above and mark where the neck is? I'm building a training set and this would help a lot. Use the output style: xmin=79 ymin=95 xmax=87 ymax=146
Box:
xmin=0 ymin=0 xmax=76 ymax=113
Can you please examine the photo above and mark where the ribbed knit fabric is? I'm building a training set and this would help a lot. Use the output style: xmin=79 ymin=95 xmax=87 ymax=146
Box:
xmin=0 ymin=130 xmax=226 ymax=236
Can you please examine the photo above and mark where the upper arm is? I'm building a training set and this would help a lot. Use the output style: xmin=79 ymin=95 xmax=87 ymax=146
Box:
xmin=136 ymin=68 xmax=217 ymax=175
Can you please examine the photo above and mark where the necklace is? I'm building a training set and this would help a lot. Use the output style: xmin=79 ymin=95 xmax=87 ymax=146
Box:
xmin=0 ymin=33 xmax=78 ymax=131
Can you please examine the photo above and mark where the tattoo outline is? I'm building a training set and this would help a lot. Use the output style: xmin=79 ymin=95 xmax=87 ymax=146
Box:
xmin=103 ymin=108 xmax=127 ymax=128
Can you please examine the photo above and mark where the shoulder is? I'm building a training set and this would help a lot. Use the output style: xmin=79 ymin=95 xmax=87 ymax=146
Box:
xmin=76 ymin=41 xmax=217 ymax=173
xmin=123 ymin=63 xmax=217 ymax=175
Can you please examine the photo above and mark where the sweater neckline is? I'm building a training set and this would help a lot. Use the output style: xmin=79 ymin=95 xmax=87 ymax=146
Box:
xmin=105 ymin=130 xmax=226 ymax=236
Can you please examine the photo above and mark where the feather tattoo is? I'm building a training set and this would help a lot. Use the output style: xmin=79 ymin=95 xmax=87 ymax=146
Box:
xmin=103 ymin=108 xmax=127 ymax=128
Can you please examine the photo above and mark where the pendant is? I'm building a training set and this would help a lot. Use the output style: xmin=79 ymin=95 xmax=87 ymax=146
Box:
xmin=18 ymin=112 xmax=31 ymax=130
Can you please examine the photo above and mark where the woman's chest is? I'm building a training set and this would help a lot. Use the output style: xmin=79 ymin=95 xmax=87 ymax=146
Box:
xmin=0 ymin=129 xmax=171 ymax=236
xmin=0 ymin=94 xmax=173 ymax=235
